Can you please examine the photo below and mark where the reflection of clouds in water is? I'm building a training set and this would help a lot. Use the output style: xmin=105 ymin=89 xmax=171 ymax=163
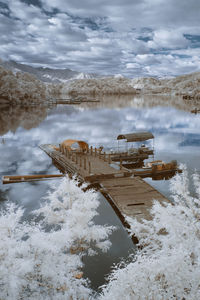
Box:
xmin=1 ymin=95 xmax=199 ymax=137
xmin=1 ymin=104 xmax=200 ymax=191
xmin=0 ymin=102 xmax=200 ymax=269
xmin=1 ymin=101 xmax=199 ymax=287
xmin=1 ymin=105 xmax=200 ymax=163
xmin=2 ymin=105 xmax=200 ymax=147
xmin=179 ymin=134 xmax=200 ymax=147
xmin=0 ymin=144 xmax=51 ymax=174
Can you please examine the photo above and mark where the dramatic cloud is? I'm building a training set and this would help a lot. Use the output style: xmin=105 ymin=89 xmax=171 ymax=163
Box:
xmin=0 ymin=0 xmax=200 ymax=77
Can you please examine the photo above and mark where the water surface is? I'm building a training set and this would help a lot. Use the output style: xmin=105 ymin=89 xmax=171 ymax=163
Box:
xmin=0 ymin=95 xmax=200 ymax=289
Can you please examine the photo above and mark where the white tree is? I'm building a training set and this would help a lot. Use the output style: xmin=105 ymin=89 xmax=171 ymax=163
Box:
xmin=0 ymin=66 xmax=48 ymax=104
xmin=99 ymin=167 xmax=200 ymax=300
xmin=0 ymin=176 xmax=114 ymax=300
xmin=1 ymin=168 xmax=199 ymax=300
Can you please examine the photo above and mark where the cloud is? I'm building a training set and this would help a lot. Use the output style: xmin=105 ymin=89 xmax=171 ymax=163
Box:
xmin=148 ymin=29 xmax=190 ymax=49
xmin=0 ymin=0 xmax=200 ymax=77
xmin=40 ymin=0 xmax=200 ymax=29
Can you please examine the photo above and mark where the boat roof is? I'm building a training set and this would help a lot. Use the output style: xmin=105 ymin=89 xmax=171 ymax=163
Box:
xmin=117 ymin=131 xmax=154 ymax=142
xmin=61 ymin=139 xmax=89 ymax=150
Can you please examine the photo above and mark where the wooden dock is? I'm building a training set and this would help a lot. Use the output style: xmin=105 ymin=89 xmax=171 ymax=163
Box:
xmin=40 ymin=144 xmax=169 ymax=224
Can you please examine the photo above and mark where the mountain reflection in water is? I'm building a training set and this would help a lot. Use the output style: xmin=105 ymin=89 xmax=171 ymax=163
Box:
xmin=0 ymin=95 xmax=200 ymax=289
xmin=0 ymin=104 xmax=48 ymax=135
xmin=0 ymin=95 xmax=199 ymax=135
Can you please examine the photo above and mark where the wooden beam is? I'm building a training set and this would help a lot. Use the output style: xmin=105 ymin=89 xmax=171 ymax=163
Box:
xmin=2 ymin=174 xmax=64 ymax=184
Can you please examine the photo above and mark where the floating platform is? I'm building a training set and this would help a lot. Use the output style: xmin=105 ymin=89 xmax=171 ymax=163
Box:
xmin=39 ymin=143 xmax=169 ymax=224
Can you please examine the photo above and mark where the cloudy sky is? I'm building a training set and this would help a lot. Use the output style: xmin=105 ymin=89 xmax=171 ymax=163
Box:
xmin=1 ymin=0 xmax=200 ymax=77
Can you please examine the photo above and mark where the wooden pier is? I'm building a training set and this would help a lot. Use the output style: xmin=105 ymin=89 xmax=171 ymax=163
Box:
xmin=40 ymin=144 xmax=169 ymax=223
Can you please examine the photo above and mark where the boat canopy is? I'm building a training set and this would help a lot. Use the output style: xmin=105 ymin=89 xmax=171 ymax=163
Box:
xmin=117 ymin=132 xmax=154 ymax=142
xmin=61 ymin=139 xmax=89 ymax=151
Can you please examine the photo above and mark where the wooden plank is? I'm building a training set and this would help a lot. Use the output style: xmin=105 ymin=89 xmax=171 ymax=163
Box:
xmin=104 ymin=186 xmax=155 ymax=196
xmin=3 ymin=174 xmax=64 ymax=180
xmin=99 ymin=176 xmax=168 ymax=221
xmin=39 ymin=144 xmax=169 ymax=223
xmin=2 ymin=174 xmax=64 ymax=184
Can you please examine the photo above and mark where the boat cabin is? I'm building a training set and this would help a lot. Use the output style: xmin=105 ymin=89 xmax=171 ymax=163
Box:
xmin=117 ymin=131 xmax=154 ymax=154
xmin=110 ymin=131 xmax=154 ymax=168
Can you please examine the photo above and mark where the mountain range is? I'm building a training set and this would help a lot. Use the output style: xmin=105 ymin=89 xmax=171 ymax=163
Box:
xmin=0 ymin=60 xmax=96 ymax=83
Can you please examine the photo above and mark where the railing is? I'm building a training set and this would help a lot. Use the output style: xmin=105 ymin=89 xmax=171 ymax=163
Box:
xmin=58 ymin=145 xmax=125 ymax=173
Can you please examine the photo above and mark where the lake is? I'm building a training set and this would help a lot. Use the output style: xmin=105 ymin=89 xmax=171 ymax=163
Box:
xmin=0 ymin=94 xmax=200 ymax=290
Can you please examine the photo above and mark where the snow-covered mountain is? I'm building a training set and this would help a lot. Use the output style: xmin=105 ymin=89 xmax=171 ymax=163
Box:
xmin=0 ymin=60 xmax=96 ymax=83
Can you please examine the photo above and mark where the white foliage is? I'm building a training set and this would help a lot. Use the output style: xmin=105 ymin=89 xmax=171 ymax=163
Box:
xmin=131 ymin=72 xmax=200 ymax=98
xmin=1 ymin=59 xmax=200 ymax=101
xmin=58 ymin=71 xmax=200 ymax=98
xmin=99 ymin=168 xmax=200 ymax=300
xmin=131 ymin=77 xmax=161 ymax=89
xmin=61 ymin=77 xmax=136 ymax=95
xmin=0 ymin=176 xmax=114 ymax=300
xmin=0 ymin=65 xmax=48 ymax=104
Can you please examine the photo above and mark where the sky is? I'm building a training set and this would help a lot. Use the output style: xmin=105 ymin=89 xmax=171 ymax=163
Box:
xmin=1 ymin=0 xmax=200 ymax=77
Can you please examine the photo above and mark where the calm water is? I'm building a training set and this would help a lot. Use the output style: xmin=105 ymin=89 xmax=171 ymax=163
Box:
xmin=0 ymin=95 xmax=200 ymax=289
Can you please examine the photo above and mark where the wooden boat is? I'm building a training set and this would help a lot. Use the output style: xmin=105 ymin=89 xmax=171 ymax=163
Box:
xmin=122 ymin=160 xmax=144 ymax=169
xmin=131 ymin=160 xmax=182 ymax=179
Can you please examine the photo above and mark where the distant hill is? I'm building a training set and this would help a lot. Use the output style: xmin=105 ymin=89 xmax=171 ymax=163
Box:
xmin=1 ymin=59 xmax=200 ymax=100
xmin=131 ymin=72 xmax=200 ymax=98
xmin=0 ymin=60 xmax=96 ymax=83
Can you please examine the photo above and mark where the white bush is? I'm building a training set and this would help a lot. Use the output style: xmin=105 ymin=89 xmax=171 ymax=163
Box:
xmin=0 ymin=176 xmax=114 ymax=300
xmin=1 ymin=165 xmax=199 ymax=299
xmin=99 ymin=167 xmax=200 ymax=300
xmin=61 ymin=77 xmax=136 ymax=95
xmin=0 ymin=66 xmax=48 ymax=103
xmin=131 ymin=72 xmax=200 ymax=98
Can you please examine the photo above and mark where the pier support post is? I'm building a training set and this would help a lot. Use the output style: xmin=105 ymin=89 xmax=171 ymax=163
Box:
xmin=90 ymin=146 xmax=93 ymax=155
xmin=80 ymin=156 xmax=82 ymax=168
xmin=76 ymin=153 xmax=78 ymax=164
xmin=89 ymin=161 xmax=91 ymax=174
xmin=109 ymin=154 xmax=111 ymax=164
xmin=103 ymin=152 xmax=106 ymax=161
xmin=84 ymin=158 xmax=86 ymax=170
xmin=95 ymin=148 xmax=97 ymax=157
xmin=120 ymin=158 xmax=122 ymax=170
